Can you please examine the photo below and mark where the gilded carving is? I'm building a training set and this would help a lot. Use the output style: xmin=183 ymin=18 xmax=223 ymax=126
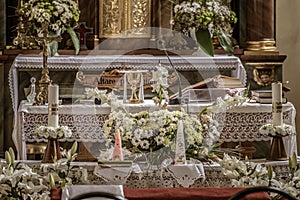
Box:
xmin=100 ymin=0 xmax=123 ymax=37
xmin=99 ymin=0 xmax=151 ymax=38
xmin=128 ymin=0 xmax=150 ymax=36
xmin=253 ymin=66 xmax=275 ymax=87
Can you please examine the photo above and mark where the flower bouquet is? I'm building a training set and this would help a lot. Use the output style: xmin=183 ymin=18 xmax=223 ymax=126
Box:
xmin=35 ymin=125 xmax=73 ymax=139
xmin=75 ymin=87 xmax=109 ymax=105
xmin=172 ymin=0 xmax=237 ymax=56
xmin=16 ymin=0 xmax=80 ymax=55
xmin=259 ymin=124 xmax=295 ymax=137
xmin=220 ymin=153 xmax=300 ymax=199
xmin=150 ymin=63 xmax=170 ymax=108
xmin=259 ymin=123 xmax=295 ymax=161
xmin=0 ymin=148 xmax=50 ymax=199
xmin=103 ymin=109 xmax=204 ymax=163
xmin=35 ymin=125 xmax=73 ymax=163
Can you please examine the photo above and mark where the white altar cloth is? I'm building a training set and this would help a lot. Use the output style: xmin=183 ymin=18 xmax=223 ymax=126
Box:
xmin=15 ymin=158 xmax=298 ymax=188
xmin=14 ymin=100 xmax=297 ymax=160
xmin=9 ymin=54 xmax=247 ymax=113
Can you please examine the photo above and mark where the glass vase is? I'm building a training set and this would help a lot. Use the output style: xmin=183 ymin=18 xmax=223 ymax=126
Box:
xmin=189 ymin=27 xmax=206 ymax=56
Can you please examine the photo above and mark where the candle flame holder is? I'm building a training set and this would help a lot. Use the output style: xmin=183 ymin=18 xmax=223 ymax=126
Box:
xmin=33 ymin=24 xmax=62 ymax=105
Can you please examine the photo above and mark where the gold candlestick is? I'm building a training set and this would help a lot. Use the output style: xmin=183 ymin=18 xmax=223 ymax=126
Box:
xmin=34 ymin=24 xmax=62 ymax=105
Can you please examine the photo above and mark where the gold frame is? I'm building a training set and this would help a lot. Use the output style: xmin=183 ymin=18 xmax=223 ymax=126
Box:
xmin=99 ymin=0 xmax=151 ymax=38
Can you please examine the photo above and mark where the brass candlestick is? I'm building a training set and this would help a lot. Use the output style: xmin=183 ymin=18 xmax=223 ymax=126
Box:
xmin=33 ymin=24 xmax=62 ymax=105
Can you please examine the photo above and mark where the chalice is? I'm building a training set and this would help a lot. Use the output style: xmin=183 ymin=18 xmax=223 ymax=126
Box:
xmin=118 ymin=70 xmax=148 ymax=104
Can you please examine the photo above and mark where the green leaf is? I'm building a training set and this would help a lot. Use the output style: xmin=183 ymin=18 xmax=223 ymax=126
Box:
xmin=49 ymin=41 xmax=58 ymax=57
xmin=216 ymin=30 xmax=234 ymax=56
xmin=67 ymin=27 xmax=80 ymax=55
xmin=195 ymin=29 xmax=214 ymax=57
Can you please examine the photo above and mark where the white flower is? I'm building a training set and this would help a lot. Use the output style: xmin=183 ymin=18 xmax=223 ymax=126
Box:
xmin=35 ymin=125 xmax=73 ymax=139
xmin=150 ymin=63 xmax=170 ymax=107
xmin=140 ymin=140 xmax=150 ymax=150
xmin=17 ymin=0 xmax=80 ymax=34
xmin=172 ymin=0 xmax=236 ymax=36
xmin=259 ymin=123 xmax=295 ymax=137
xmin=104 ymin=109 xmax=203 ymax=153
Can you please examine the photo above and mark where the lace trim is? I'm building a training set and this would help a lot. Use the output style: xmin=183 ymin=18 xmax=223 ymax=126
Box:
xmin=26 ymin=161 xmax=291 ymax=188
xmin=21 ymin=108 xmax=294 ymax=143
xmin=22 ymin=112 xmax=109 ymax=143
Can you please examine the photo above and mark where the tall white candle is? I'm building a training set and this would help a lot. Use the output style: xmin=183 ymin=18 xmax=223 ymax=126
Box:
xmin=272 ymin=82 xmax=283 ymax=126
xmin=48 ymin=84 xmax=59 ymax=127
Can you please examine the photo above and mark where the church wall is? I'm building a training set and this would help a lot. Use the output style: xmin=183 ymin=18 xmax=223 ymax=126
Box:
xmin=276 ymin=0 xmax=300 ymax=154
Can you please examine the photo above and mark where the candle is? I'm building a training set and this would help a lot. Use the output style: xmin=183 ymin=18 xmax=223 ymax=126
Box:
xmin=48 ymin=84 xmax=59 ymax=127
xmin=112 ymin=129 xmax=124 ymax=161
xmin=272 ymin=82 xmax=283 ymax=126
xmin=174 ymin=120 xmax=186 ymax=165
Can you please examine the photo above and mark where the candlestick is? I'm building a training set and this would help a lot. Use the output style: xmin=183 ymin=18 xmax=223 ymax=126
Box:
xmin=174 ymin=120 xmax=186 ymax=165
xmin=48 ymin=84 xmax=59 ymax=128
xmin=272 ymin=82 xmax=283 ymax=126
xmin=112 ymin=129 xmax=124 ymax=161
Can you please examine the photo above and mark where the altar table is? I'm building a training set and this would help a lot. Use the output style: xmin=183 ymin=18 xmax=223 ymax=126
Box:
xmin=14 ymin=100 xmax=297 ymax=160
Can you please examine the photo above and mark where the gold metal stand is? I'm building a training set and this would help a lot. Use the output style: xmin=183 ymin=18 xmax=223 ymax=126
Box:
xmin=33 ymin=25 xmax=61 ymax=105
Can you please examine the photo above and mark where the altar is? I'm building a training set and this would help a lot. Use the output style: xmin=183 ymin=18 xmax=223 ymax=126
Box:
xmin=10 ymin=54 xmax=250 ymax=159
xmin=15 ymin=100 xmax=297 ymax=160
xmin=8 ymin=54 xmax=297 ymax=160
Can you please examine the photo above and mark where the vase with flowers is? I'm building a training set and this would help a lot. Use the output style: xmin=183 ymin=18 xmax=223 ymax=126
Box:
xmin=103 ymin=108 xmax=204 ymax=166
xmin=172 ymin=0 xmax=237 ymax=56
xmin=259 ymin=123 xmax=295 ymax=161
xmin=15 ymin=0 xmax=80 ymax=55
xmin=35 ymin=125 xmax=73 ymax=163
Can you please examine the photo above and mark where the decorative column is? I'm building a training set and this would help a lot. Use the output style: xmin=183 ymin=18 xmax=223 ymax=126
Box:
xmin=0 ymin=0 xmax=6 ymax=49
xmin=245 ymin=0 xmax=277 ymax=53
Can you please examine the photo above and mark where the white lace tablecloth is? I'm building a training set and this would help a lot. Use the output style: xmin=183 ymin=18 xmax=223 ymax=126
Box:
xmin=22 ymin=159 xmax=294 ymax=188
xmin=165 ymin=164 xmax=205 ymax=188
xmin=93 ymin=162 xmax=205 ymax=188
xmin=15 ymin=100 xmax=297 ymax=160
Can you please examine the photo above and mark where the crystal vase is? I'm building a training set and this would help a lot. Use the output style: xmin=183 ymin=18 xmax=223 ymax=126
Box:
xmin=42 ymin=138 xmax=62 ymax=163
xmin=268 ymin=136 xmax=287 ymax=161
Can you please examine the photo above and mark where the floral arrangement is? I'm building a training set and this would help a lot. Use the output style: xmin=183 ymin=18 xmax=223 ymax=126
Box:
xmin=218 ymin=154 xmax=271 ymax=187
xmin=172 ymin=0 xmax=237 ymax=56
xmin=35 ymin=125 xmax=72 ymax=139
xmin=103 ymin=93 xmax=248 ymax=162
xmin=104 ymin=109 xmax=203 ymax=155
xmin=203 ymin=94 xmax=248 ymax=114
xmin=0 ymin=143 xmax=88 ymax=199
xmin=0 ymin=148 xmax=50 ymax=199
xmin=259 ymin=123 xmax=296 ymax=137
xmin=219 ymin=153 xmax=300 ymax=199
xmin=74 ymin=87 xmax=118 ymax=105
xmin=16 ymin=0 xmax=80 ymax=54
xmin=42 ymin=142 xmax=88 ymax=189
xmin=150 ymin=63 xmax=170 ymax=108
